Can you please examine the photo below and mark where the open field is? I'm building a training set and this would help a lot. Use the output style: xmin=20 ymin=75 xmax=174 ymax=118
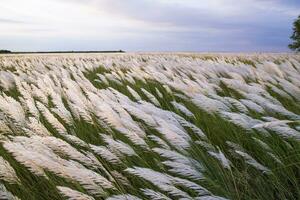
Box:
xmin=0 ymin=53 xmax=299 ymax=200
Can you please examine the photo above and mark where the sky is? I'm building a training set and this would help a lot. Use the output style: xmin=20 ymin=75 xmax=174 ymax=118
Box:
xmin=0 ymin=0 xmax=299 ymax=52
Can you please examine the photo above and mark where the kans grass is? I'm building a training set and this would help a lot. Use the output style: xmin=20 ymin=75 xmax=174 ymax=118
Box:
xmin=0 ymin=53 xmax=299 ymax=200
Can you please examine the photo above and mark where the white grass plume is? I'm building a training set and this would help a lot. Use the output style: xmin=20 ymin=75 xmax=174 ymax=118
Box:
xmin=171 ymin=101 xmax=195 ymax=118
xmin=0 ymin=183 xmax=20 ymax=200
xmin=106 ymin=194 xmax=142 ymax=200
xmin=141 ymin=188 xmax=172 ymax=200
xmin=127 ymin=86 xmax=141 ymax=101
xmin=57 ymin=186 xmax=95 ymax=200
xmin=141 ymin=88 xmax=161 ymax=107
xmin=0 ymin=156 xmax=20 ymax=184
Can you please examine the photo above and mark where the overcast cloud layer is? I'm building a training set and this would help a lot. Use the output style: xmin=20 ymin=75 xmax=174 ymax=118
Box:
xmin=0 ymin=0 xmax=299 ymax=52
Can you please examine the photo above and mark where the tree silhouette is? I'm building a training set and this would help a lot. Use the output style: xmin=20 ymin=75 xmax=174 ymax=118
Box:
xmin=0 ymin=50 xmax=11 ymax=54
xmin=289 ymin=15 xmax=300 ymax=52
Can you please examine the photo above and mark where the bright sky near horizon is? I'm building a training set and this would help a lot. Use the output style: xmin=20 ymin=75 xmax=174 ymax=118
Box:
xmin=0 ymin=0 xmax=299 ymax=52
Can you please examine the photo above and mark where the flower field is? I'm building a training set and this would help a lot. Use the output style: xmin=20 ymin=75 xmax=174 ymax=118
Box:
xmin=0 ymin=53 xmax=299 ymax=200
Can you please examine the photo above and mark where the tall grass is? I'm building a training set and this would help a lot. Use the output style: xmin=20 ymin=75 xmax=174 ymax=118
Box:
xmin=0 ymin=53 xmax=299 ymax=200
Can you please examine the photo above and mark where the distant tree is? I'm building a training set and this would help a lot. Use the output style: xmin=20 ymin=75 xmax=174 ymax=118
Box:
xmin=289 ymin=15 xmax=300 ymax=52
xmin=0 ymin=50 xmax=11 ymax=54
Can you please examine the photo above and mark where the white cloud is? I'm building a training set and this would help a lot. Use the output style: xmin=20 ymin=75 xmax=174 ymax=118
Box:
xmin=0 ymin=0 xmax=298 ymax=51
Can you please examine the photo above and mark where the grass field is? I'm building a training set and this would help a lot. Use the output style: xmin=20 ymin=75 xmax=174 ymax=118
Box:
xmin=0 ymin=53 xmax=299 ymax=200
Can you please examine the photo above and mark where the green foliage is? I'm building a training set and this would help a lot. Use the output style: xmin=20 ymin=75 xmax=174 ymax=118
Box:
xmin=289 ymin=15 xmax=300 ymax=52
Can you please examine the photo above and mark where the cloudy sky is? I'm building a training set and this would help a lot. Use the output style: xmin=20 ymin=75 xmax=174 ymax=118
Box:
xmin=0 ymin=0 xmax=299 ymax=52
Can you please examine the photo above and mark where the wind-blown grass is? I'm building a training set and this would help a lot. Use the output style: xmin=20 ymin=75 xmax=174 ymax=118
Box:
xmin=0 ymin=53 xmax=299 ymax=200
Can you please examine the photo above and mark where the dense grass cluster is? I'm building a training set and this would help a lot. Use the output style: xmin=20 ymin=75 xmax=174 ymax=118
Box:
xmin=0 ymin=53 xmax=299 ymax=200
